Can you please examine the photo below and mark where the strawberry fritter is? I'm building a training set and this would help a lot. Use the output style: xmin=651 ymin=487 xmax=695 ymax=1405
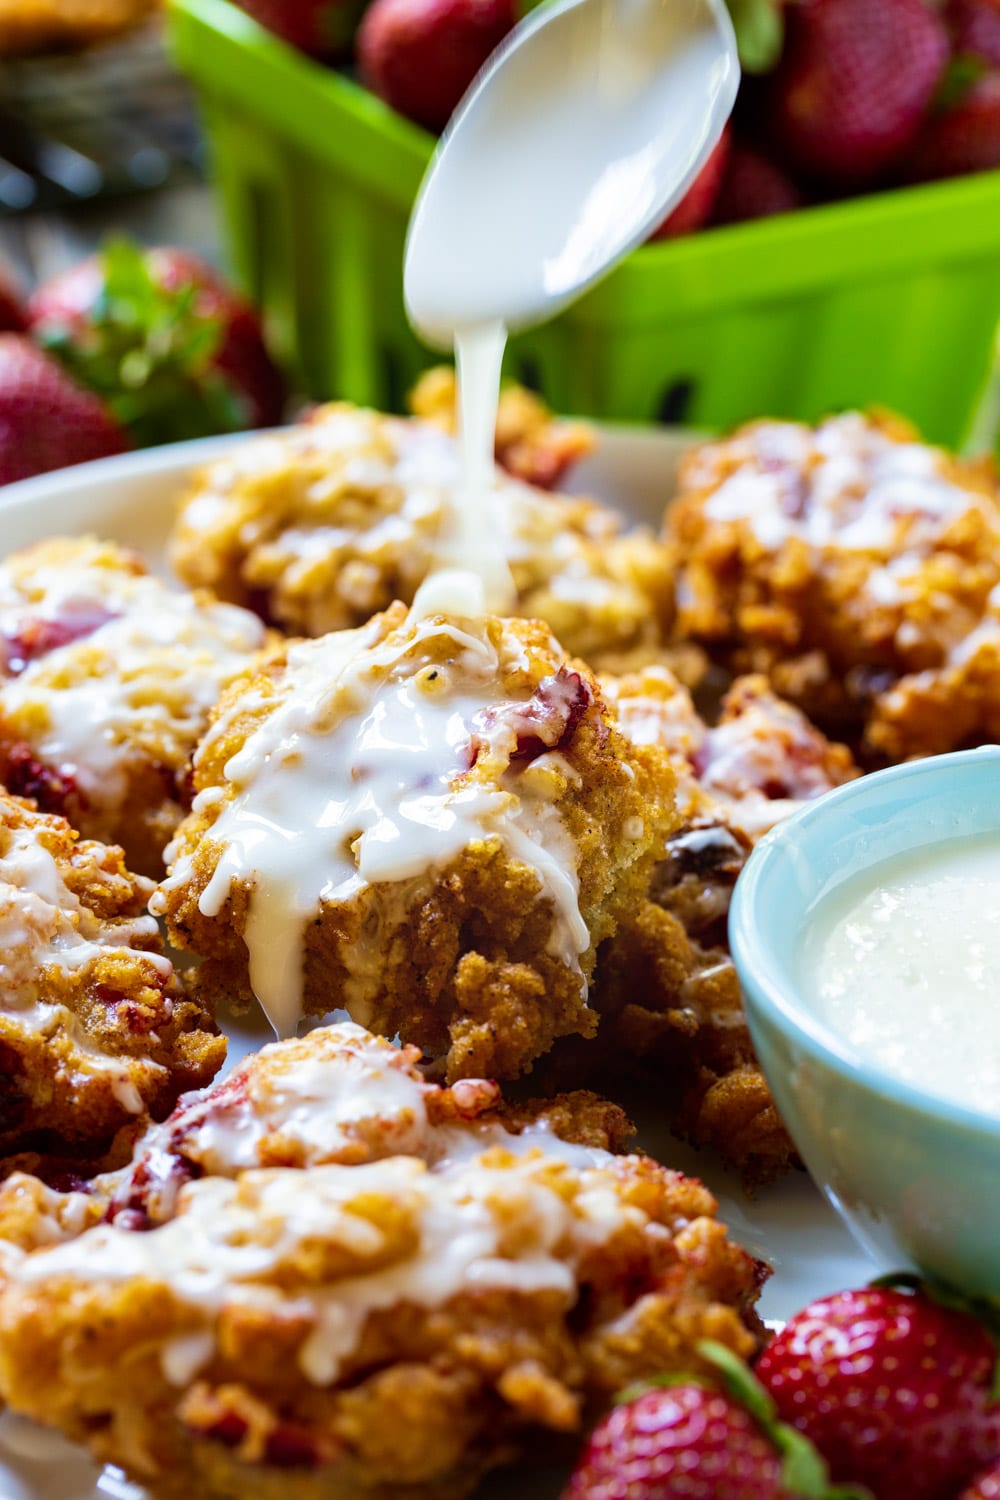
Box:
xmin=169 ymin=404 xmax=673 ymax=668
xmin=153 ymin=605 xmax=676 ymax=1081
xmin=0 ymin=1023 xmax=630 ymax=1252
xmin=865 ymin=588 xmax=1000 ymax=761
xmin=0 ymin=1023 xmax=765 ymax=1500
xmin=0 ymin=788 xmax=224 ymax=1159
xmin=667 ymin=411 xmax=1000 ymax=756
xmin=0 ymin=536 xmax=268 ymax=874
xmin=591 ymin=668 xmax=859 ymax=1184
xmin=409 ymin=364 xmax=595 ymax=490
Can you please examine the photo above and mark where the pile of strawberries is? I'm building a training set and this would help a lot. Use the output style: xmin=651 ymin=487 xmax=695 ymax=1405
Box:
xmin=233 ymin=0 xmax=1000 ymax=236
xmin=0 ymin=241 xmax=285 ymax=486
xmin=661 ymin=0 xmax=1000 ymax=236
xmin=562 ymin=1279 xmax=1000 ymax=1500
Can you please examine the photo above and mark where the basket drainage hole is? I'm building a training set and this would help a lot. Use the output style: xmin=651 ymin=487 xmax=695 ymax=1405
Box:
xmin=657 ymin=379 xmax=696 ymax=426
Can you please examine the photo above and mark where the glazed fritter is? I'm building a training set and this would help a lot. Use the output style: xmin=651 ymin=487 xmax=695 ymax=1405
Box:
xmin=0 ymin=1022 xmax=765 ymax=1500
xmin=169 ymin=404 xmax=673 ymax=669
xmin=0 ymin=787 xmax=224 ymax=1159
xmin=667 ymin=410 xmax=1000 ymax=758
xmin=0 ymin=536 xmax=268 ymax=874
xmin=153 ymin=604 xmax=677 ymax=1080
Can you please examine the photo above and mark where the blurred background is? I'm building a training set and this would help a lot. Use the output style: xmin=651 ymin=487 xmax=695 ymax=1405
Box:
xmin=1 ymin=0 xmax=1000 ymax=485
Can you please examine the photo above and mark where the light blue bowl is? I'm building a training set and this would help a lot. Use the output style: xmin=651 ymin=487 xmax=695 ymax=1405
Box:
xmin=730 ymin=745 xmax=1000 ymax=1295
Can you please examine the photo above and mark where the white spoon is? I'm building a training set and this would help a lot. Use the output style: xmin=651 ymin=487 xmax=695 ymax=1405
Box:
xmin=404 ymin=0 xmax=740 ymax=347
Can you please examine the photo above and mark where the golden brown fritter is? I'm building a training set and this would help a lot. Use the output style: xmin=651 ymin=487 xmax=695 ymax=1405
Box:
xmin=154 ymin=605 xmax=677 ymax=1081
xmin=0 ymin=787 xmax=224 ymax=1159
xmin=580 ymin=668 xmax=859 ymax=1185
xmin=667 ymin=411 xmax=1000 ymax=756
xmin=169 ymin=404 xmax=674 ymax=668
xmin=0 ymin=536 xmax=268 ymax=874
xmin=0 ymin=1024 xmax=765 ymax=1500
xmin=0 ymin=1023 xmax=632 ymax=1249
xmin=409 ymin=365 xmax=595 ymax=491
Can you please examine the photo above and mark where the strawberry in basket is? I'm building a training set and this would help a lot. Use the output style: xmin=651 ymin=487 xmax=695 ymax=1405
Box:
xmin=233 ymin=0 xmax=368 ymax=58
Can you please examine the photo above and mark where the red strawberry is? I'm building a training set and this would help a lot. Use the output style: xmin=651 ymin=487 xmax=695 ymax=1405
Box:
xmin=230 ymin=0 xmax=367 ymax=57
xmin=562 ymin=1342 xmax=857 ymax=1500
xmin=0 ymin=336 xmax=129 ymax=486
xmin=762 ymin=0 xmax=949 ymax=187
xmin=960 ymin=1462 xmax=1000 ymax=1500
xmin=904 ymin=69 xmax=1000 ymax=179
xmin=0 ymin=266 xmax=25 ymax=333
xmin=947 ymin=0 xmax=1000 ymax=66
xmin=713 ymin=140 xmax=805 ymax=225
xmin=357 ymin=0 xmax=515 ymax=133
xmin=28 ymin=239 xmax=285 ymax=446
xmin=755 ymin=1284 xmax=1000 ymax=1500
xmin=563 ymin=1383 xmax=788 ymax=1500
xmin=650 ymin=129 xmax=731 ymax=240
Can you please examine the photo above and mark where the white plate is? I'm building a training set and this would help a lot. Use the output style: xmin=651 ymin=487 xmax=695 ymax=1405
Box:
xmin=0 ymin=430 xmax=876 ymax=1500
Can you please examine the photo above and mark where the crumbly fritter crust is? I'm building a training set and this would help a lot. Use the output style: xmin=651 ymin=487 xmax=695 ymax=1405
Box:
xmin=168 ymin=404 xmax=673 ymax=668
xmin=0 ymin=787 xmax=224 ymax=1157
xmin=0 ymin=1026 xmax=764 ymax=1500
xmin=0 ymin=535 xmax=268 ymax=874
xmin=573 ymin=668 xmax=859 ymax=1185
xmin=155 ymin=606 xmax=676 ymax=1080
xmin=666 ymin=410 xmax=1000 ymax=756
xmin=408 ymin=365 xmax=596 ymax=491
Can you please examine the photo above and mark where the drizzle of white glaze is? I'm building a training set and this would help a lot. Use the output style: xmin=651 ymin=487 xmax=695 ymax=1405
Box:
xmin=16 ymin=1143 xmax=636 ymax=1390
xmin=698 ymin=414 xmax=982 ymax=556
xmin=143 ymin=1023 xmax=436 ymax=1181
xmin=410 ymin=321 xmax=515 ymax=622
xmin=0 ymin=547 xmax=266 ymax=814
xmin=0 ymin=816 xmax=168 ymax=1098
xmin=157 ymin=614 xmax=589 ymax=1038
xmin=609 ymin=669 xmax=852 ymax=842
xmin=181 ymin=406 xmax=658 ymax=645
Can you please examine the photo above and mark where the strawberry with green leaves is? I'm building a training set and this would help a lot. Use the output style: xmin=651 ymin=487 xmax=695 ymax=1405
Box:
xmin=0 ymin=336 xmax=128 ymax=486
xmin=561 ymin=1342 xmax=866 ymax=1500
xmin=755 ymin=1280 xmax=1000 ymax=1500
xmin=28 ymin=240 xmax=286 ymax=450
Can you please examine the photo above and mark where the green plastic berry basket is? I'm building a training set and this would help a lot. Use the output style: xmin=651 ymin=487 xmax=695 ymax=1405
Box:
xmin=169 ymin=0 xmax=1000 ymax=445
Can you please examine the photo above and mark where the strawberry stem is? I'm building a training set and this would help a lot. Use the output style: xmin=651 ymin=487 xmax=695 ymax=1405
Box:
xmin=37 ymin=237 xmax=250 ymax=448
xmin=696 ymin=1342 xmax=873 ymax=1500
xmin=725 ymin=0 xmax=785 ymax=72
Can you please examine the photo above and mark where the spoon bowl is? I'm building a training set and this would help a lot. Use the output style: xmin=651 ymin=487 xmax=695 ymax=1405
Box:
xmin=404 ymin=0 xmax=739 ymax=346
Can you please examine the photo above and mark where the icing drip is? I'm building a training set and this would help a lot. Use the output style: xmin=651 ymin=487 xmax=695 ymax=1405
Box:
xmin=698 ymin=414 xmax=983 ymax=555
xmin=0 ymin=817 xmax=169 ymax=1097
xmin=0 ymin=547 xmax=266 ymax=813
xmin=16 ymin=1142 xmax=630 ymax=1390
xmin=410 ymin=321 xmax=516 ymax=621
xmin=158 ymin=615 xmax=590 ymax=1038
